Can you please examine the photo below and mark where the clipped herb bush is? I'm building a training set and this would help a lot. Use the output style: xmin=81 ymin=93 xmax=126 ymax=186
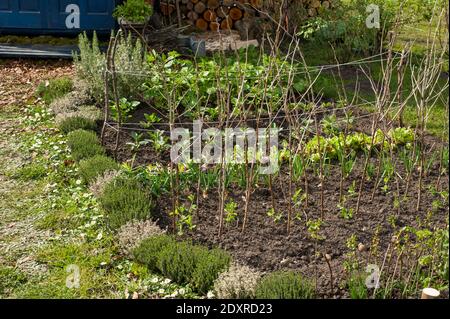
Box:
xmin=133 ymin=235 xmax=231 ymax=294
xmin=78 ymin=155 xmax=119 ymax=184
xmin=99 ymin=176 xmax=153 ymax=229
xmin=191 ymin=247 xmax=231 ymax=295
xmin=255 ymin=271 xmax=315 ymax=299
xmin=133 ymin=234 xmax=176 ymax=271
xmin=36 ymin=77 xmax=73 ymax=104
xmin=66 ymin=129 xmax=105 ymax=161
xmin=59 ymin=116 xmax=97 ymax=134
xmin=157 ymin=241 xmax=197 ymax=285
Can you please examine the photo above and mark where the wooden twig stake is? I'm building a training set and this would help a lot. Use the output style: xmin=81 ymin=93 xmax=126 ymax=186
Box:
xmin=110 ymin=31 xmax=122 ymax=159
xmin=101 ymin=35 xmax=114 ymax=144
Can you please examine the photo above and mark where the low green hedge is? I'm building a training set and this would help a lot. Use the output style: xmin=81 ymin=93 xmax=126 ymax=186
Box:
xmin=78 ymin=155 xmax=119 ymax=184
xmin=255 ymin=271 xmax=315 ymax=299
xmin=67 ymin=129 xmax=105 ymax=161
xmin=134 ymin=235 xmax=231 ymax=294
xmin=99 ymin=176 xmax=153 ymax=229
xmin=59 ymin=116 xmax=97 ymax=134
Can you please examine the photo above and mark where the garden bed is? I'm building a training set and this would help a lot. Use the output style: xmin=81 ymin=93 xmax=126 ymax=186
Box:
xmin=100 ymin=107 xmax=449 ymax=299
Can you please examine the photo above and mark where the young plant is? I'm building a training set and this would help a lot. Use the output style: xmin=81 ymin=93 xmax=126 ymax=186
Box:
xmin=36 ymin=77 xmax=73 ymax=104
xmin=140 ymin=113 xmax=161 ymax=129
xmin=110 ymin=98 xmax=140 ymax=123
xmin=306 ymin=219 xmax=325 ymax=241
xmin=267 ymin=208 xmax=283 ymax=224
xmin=224 ymin=199 xmax=238 ymax=224
xmin=148 ymin=129 xmax=170 ymax=154
xmin=126 ymin=132 xmax=151 ymax=168
xmin=338 ymin=203 xmax=354 ymax=220
xmin=170 ymin=194 xmax=197 ymax=235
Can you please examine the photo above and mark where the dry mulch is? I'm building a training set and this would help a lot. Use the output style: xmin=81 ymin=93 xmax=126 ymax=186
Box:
xmin=0 ymin=59 xmax=73 ymax=108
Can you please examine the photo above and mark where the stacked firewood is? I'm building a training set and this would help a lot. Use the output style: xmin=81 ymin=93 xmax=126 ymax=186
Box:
xmin=159 ymin=0 xmax=263 ymax=31
xmin=158 ymin=0 xmax=334 ymax=32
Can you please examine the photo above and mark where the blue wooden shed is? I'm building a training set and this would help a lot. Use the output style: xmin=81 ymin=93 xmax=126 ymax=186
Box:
xmin=0 ymin=0 xmax=119 ymax=34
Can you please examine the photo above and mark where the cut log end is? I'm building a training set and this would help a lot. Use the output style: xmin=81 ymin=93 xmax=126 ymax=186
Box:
xmin=195 ymin=18 xmax=209 ymax=31
xmin=421 ymin=288 xmax=440 ymax=299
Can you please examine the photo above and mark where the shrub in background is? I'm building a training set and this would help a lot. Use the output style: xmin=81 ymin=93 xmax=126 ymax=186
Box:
xmin=255 ymin=271 xmax=315 ymax=299
xmin=214 ymin=264 xmax=262 ymax=299
xmin=36 ymin=77 xmax=73 ymax=104
xmin=99 ymin=176 xmax=153 ymax=229
xmin=113 ymin=0 xmax=153 ymax=23
xmin=297 ymin=0 xmax=398 ymax=60
xmin=59 ymin=116 xmax=97 ymax=134
xmin=118 ymin=219 xmax=166 ymax=256
xmin=66 ymin=129 xmax=105 ymax=161
xmin=78 ymin=155 xmax=118 ymax=184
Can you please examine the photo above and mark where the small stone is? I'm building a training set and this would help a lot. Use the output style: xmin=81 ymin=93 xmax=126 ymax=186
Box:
xmin=325 ymin=253 xmax=332 ymax=261
xmin=358 ymin=243 xmax=366 ymax=252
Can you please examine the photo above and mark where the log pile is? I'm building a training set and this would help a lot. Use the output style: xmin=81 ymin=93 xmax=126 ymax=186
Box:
xmin=158 ymin=0 xmax=334 ymax=32
xmin=160 ymin=0 xmax=262 ymax=31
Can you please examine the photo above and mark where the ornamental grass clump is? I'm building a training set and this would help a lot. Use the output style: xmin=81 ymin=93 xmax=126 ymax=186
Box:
xmin=255 ymin=271 xmax=315 ymax=299
xmin=66 ymin=129 xmax=105 ymax=161
xmin=78 ymin=155 xmax=119 ymax=184
xmin=99 ymin=176 xmax=153 ymax=229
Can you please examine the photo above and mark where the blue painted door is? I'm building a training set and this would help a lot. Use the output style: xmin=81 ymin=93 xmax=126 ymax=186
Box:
xmin=0 ymin=0 xmax=46 ymax=29
xmin=0 ymin=0 xmax=116 ymax=33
